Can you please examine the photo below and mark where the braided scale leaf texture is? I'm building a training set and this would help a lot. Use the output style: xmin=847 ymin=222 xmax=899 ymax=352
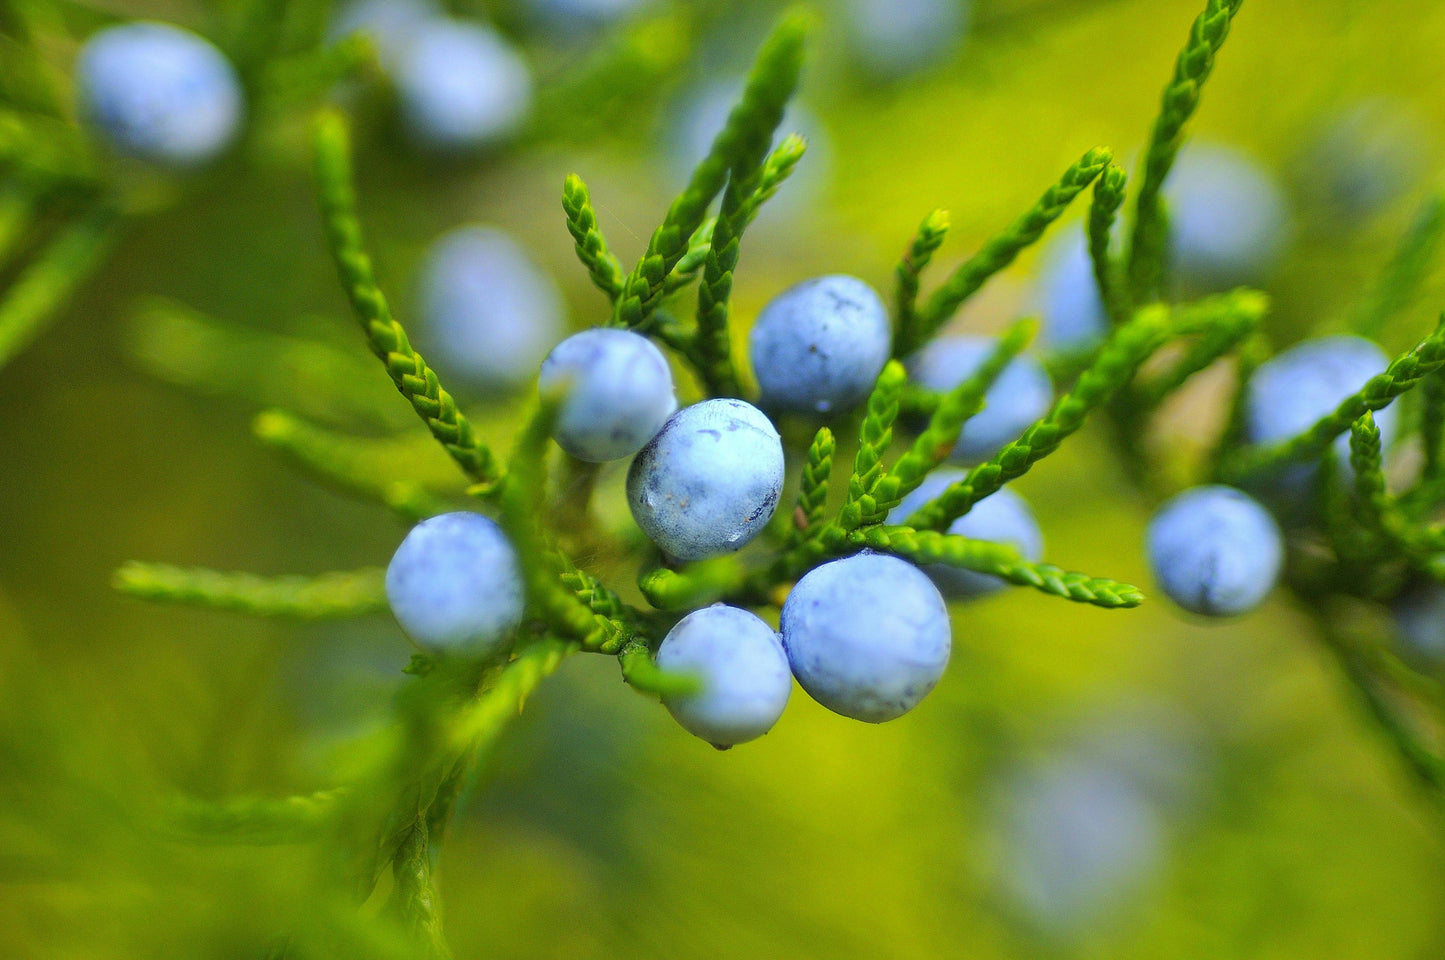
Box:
xmin=313 ymin=110 xmax=499 ymax=486
xmin=898 ymin=146 xmax=1112 ymax=356
xmin=839 ymin=361 xmax=908 ymax=531
xmin=611 ymin=10 xmax=808 ymax=332
xmin=1127 ymin=0 xmax=1247 ymax=301
xmin=892 ymin=209 xmax=950 ymax=352
xmin=785 ymin=426 xmax=837 ymax=548
xmin=1088 ymin=164 xmax=1130 ymax=325
xmin=907 ymin=305 xmax=1174 ymax=531
xmin=693 ymin=133 xmax=808 ymax=397
xmin=562 ymin=173 xmax=626 ymax=303
xmin=850 ymin=526 xmax=1143 ymax=608
xmin=1223 ymin=315 xmax=1445 ymax=480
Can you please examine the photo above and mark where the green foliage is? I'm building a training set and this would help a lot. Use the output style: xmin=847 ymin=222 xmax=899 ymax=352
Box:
xmin=1221 ymin=315 xmax=1445 ymax=481
xmin=0 ymin=206 xmax=118 ymax=367
xmin=784 ymin=426 xmax=836 ymax=549
xmin=252 ymin=409 xmax=457 ymax=521
xmin=1127 ymin=0 xmax=1247 ymax=302
xmin=1353 ymin=192 xmax=1445 ymax=339
xmin=562 ymin=174 xmax=626 ymax=303
xmin=849 ymin=526 xmax=1144 ymax=609
xmin=313 ymin=110 xmax=500 ymax=487
xmin=895 ymin=146 xmax=1112 ymax=357
xmin=113 ymin=562 xmax=389 ymax=619
xmin=89 ymin=0 xmax=1445 ymax=953
xmin=1088 ymin=164 xmax=1130 ymax=324
xmin=127 ymin=299 xmax=415 ymax=429
xmin=906 ymin=304 xmax=1174 ymax=532
xmin=893 ymin=209 xmax=950 ymax=349
xmin=609 ymin=10 xmax=808 ymax=333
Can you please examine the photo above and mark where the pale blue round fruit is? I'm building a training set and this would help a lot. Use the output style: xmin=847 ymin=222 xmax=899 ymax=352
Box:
xmin=1244 ymin=334 xmax=1395 ymax=468
xmin=655 ymin=604 xmax=792 ymax=747
xmin=908 ymin=335 xmax=1053 ymax=463
xmin=888 ymin=470 xmax=1042 ymax=598
xmin=394 ymin=20 xmax=532 ymax=149
xmin=1165 ymin=143 xmax=1289 ymax=292
xmin=993 ymin=755 xmax=1165 ymax=932
xmin=1146 ymin=485 xmax=1283 ymax=617
xmin=627 ymin=399 xmax=785 ymax=562
xmin=419 ymin=225 xmax=564 ymax=392
xmin=1035 ymin=226 xmax=1108 ymax=351
xmin=780 ymin=552 xmax=951 ymax=722
xmin=385 ymin=512 xmax=524 ymax=657
xmin=1300 ymin=98 xmax=1429 ymax=224
xmin=76 ymin=22 xmax=243 ymax=167
xmin=842 ymin=0 xmax=970 ymax=77
xmin=539 ymin=328 xmax=677 ymax=463
xmin=750 ymin=275 xmax=891 ymax=415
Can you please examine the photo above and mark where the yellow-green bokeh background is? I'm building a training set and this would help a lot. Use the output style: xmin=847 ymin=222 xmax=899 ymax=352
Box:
xmin=5 ymin=0 xmax=1445 ymax=955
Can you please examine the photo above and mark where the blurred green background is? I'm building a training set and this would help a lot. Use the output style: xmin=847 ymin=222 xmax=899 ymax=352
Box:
xmin=5 ymin=0 xmax=1445 ymax=956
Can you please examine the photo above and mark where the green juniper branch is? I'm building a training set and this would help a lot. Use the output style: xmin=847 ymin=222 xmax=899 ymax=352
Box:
xmin=906 ymin=304 xmax=1174 ymax=532
xmin=1353 ymin=191 xmax=1445 ymax=340
xmin=610 ymin=10 xmax=808 ymax=333
xmin=1347 ymin=412 xmax=1415 ymax=556
xmin=693 ymin=133 xmax=808 ymax=397
xmin=113 ymin=563 xmax=389 ymax=619
xmin=1133 ymin=288 xmax=1269 ymax=409
xmin=881 ymin=317 xmax=1037 ymax=512
xmin=313 ymin=110 xmax=500 ymax=487
xmin=1422 ymin=369 xmax=1445 ymax=484
xmin=783 ymin=426 xmax=836 ymax=549
xmin=1127 ymin=0 xmax=1247 ymax=302
xmin=897 ymin=146 xmax=1112 ymax=356
xmin=838 ymin=360 xmax=908 ymax=531
xmin=126 ymin=299 xmax=414 ymax=429
xmin=252 ymin=409 xmax=457 ymax=521
xmin=562 ymin=174 xmax=626 ymax=303
xmin=849 ymin=526 xmax=1144 ymax=609
xmin=492 ymin=395 xmax=632 ymax=654
xmin=164 ymin=789 xmax=346 ymax=845
xmin=1221 ymin=315 xmax=1445 ymax=481
xmin=0 ymin=205 xmax=117 ymax=368
xmin=893 ymin=209 xmax=950 ymax=351
xmin=1088 ymin=164 xmax=1130 ymax=325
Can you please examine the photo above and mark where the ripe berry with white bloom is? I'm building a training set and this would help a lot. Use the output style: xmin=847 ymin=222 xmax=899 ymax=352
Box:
xmin=655 ymin=604 xmax=792 ymax=747
xmin=908 ymin=335 xmax=1053 ymax=464
xmin=780 ymin=552 xmax=951 ymax=723
xmin=385 ymin=512 xmax=525 ymax=658
xmin=1244 ymin=334 xmax=1395 ymax=468
xmin=888 ymin=470 xmax=1043 ymax=598
xmin=1146 ymin=485 xmax=1283 ymax=617
xmin=538 ymin=329 xmax=677 ymax=463
xmin=394 ymin=20 xmax=532 ymax=150
xmin=76 ymin=22 xmax=243 ymax=167
xmin=419 ymin=225 xmax=564 ymax=392
xmin=627 ymin=399 xmax=784 ymax=562
xmin=750 ymin=275 xmax=891 ymax=416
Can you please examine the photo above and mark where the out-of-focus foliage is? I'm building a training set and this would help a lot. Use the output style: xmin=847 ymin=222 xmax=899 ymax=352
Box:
xmin=5 ymin=0 xmax=1445 ymax=957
